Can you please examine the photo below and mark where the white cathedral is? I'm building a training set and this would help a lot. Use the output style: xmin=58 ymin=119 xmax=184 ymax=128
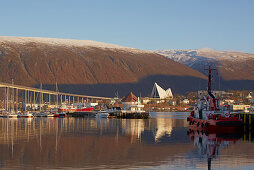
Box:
xmin=150 ymin=82 xmax=173 ymax=99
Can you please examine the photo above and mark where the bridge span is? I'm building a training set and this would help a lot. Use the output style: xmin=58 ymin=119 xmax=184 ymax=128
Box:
xmin=0 ymin=81 xmax=112 ymax=111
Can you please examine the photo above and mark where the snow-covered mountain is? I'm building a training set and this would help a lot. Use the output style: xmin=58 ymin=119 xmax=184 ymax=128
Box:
xmin=0 ymin=36 xmax=206 ymax=96
xmin=0 ymin=36 xmax=153 ymax=54
xmin=156 ymin=49 xmax=254 ymax=81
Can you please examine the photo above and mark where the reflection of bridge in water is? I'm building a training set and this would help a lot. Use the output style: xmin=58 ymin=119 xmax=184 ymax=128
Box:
xmin=0 ymin=81 xmax=112 ymax=111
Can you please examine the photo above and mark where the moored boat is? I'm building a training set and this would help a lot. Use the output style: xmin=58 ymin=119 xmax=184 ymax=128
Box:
xmin=96 ymin=110 xmax=109 ymax=118
xmin=2 ymin=113 xmax=18 ymax=118
xmin=187 ymin=66 xmax=243 ymax=133
xmin=19 ymin=112 xmax=33 ymax=118
xmin=53 ymin=112 xmax=66 ymax=117
xmin=58 ymin=104 xmax=93 ymax=113
xmin=4 ymin=114 xmax=18 ymax=118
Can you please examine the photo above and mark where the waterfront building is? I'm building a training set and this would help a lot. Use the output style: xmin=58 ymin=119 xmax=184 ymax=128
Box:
xmin=230 ymin=104 xmax=251 ymax=112
xmin=122 ymin=92 xmax=144 ymax=112
xmin=198 ymin=90 xmax=233 ymax=98
xmin=141 ymin=97 xmax=151 ymax=104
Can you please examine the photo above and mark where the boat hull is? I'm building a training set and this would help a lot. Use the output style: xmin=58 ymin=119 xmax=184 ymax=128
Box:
xmin=54 ymin=113 xmax=66 ymax=117
xmin=188 ymin=116 xmax=243 ymax=133
xmin=58 ymin=107 xmax=93 ymax=113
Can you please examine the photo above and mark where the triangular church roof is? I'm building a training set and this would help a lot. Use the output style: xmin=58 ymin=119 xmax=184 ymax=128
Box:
xmin=122 ymin=92 xmax=138 ymax=102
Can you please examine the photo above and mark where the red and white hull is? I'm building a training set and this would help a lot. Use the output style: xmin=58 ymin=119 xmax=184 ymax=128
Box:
xmin=188 ymin=116 xmax=243 ymax=133
xmin=58 ymin=107 xmax=93 ymax=113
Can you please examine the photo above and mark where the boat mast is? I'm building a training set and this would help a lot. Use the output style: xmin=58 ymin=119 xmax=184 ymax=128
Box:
xmin=206 ymin=66 xmax=215 ymax=99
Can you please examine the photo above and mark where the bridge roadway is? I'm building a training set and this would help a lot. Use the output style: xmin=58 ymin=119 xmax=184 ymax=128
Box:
xmin=0 ymin=81 xmax=112 ymax=100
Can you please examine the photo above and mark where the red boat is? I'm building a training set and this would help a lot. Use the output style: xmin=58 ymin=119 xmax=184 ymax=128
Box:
xmin=54 ymin=112 xmax=67 ymax=117
xmin=58 ymin=104 xmax=93 ymax=113
xmin=58 ymin=107 xmax=93 ymax=113
xmin=187 ymin=66 xmax=243 ymax=133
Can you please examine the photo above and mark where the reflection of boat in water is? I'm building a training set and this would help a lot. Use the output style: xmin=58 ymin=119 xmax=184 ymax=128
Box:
xmin=187 ymin=66 xmax=242 ymax=133
xmin=187 ymin=129 xmax=242 ymax=170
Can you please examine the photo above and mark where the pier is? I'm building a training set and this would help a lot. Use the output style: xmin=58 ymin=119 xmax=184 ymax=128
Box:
xmin=232 ymin=112 xmax=254 ymax=142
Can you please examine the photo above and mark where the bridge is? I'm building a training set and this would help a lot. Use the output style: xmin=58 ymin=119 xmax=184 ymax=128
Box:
xmin=0 ymin=81 xmax=112 ymax=111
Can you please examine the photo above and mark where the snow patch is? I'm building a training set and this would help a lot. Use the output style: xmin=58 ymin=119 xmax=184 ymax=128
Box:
xmin=0 ymin=36 xmax=154 ymax=54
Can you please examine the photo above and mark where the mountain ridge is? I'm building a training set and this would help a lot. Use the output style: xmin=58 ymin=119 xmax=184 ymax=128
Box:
xmin=0 ymin=36 xmax=206 ymax=97
xmin=155 ymin=49 xmax=254 ymax=81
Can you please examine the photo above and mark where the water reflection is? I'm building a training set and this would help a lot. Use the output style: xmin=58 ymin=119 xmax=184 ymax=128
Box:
xmin=0 ymin=113 xmax=190 ymax=169
xmin=187 ymin=129 xmax=242 ymax=170
xmin=0 ymin=113 xmax=254 ymax=169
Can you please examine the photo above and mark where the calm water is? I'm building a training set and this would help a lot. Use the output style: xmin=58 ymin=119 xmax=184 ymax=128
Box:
xmin=0 ymin=112 xmax=254 ymax=170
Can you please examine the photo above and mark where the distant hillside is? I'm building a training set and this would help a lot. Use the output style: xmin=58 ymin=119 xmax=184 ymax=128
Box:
xmin=156 ymin=49 xmax=254 ymax=91
xmin=0 ymin=36 xmax=206 ymax=97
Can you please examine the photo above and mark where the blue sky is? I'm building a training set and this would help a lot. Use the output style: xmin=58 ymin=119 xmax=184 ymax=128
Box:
xmin=0 ymin=0 xmax=254 ymax=53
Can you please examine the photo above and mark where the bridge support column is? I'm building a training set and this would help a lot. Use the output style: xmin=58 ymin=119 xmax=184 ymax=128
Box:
xmin=33 ymin=91 xmax=35 ymax=110
xmin=27 ymin=91 xmax=30 ymax=109
xmin=56 ymin=94 xmax=58 ymax=106
xmin=24 ymin=90 xmax=27 ymax=112
xmin=6 ymin=87 xmax=9 ymax=111
xmin=42 ymin=93 xmax=44 ymax=110
xmin=16 ymin=88 xmax=18 ymax=112
xmin=49 ymin=94 xmax=51 ymax=106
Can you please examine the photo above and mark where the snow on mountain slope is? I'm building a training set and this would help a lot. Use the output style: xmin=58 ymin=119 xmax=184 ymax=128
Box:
xmin=0 ymin=36 xmax=153 ymax=54
xmin=156 ymin=49 xmax=253 ymax=65
xmin=0 ymin=36 xmax=207 ymax=96
xmin=156 ymin=49 xmax=254 ymax=81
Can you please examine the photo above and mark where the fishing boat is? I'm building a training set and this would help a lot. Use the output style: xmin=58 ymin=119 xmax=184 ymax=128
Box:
xmin=187 ymin=66 xmax=243 ymax=133
xmin=58 ymin=104 xmax=93 ymax=113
